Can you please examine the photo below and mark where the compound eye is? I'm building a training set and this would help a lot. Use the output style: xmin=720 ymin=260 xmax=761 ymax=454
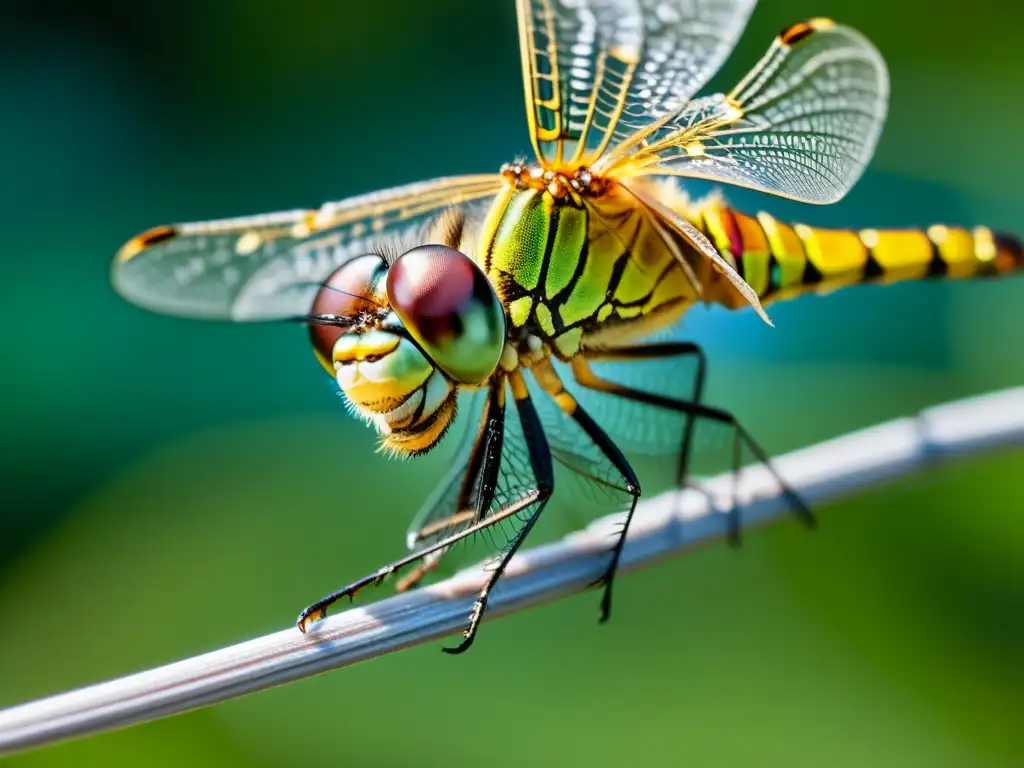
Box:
xmin=386 ymin=244 xmax=505 ymax=385
xmin=308 ymin=254 xmax=387 ymax=370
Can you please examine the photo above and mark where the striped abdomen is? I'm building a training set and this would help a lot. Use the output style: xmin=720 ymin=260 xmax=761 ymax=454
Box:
xmin=696 ymin=202 xmax=1024 ymax=311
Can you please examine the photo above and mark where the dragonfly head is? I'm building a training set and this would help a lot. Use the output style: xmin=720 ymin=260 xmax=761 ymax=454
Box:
xmin=310 ymin=246 xmax=506 ymax=456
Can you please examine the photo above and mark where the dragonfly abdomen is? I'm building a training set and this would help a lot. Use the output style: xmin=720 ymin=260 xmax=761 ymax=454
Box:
xmin=697 ymin=203 xmax=1024 ymax=309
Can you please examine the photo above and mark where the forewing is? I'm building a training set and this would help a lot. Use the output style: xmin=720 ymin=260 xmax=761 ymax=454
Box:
xmin=517 ymin=0 xmax=643 ymax=168
xmin=517 ymin=0 xmax=757 ymax=170
xmin=112 ymin=175 xmax=504 ymax=321
xmin=598 ymin=20 xmax=889 ymax=204
xmin=609 ymin=0 xmax=757 ymax=145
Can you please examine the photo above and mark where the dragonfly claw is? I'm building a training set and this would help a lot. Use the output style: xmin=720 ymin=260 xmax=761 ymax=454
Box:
xmin=442 ymin=600 xmax=486 ymax=654
xmin=441 ymin=636 xmax=473 ymax=655
xmin=588 ymin=572 xmax=614 ymax=623
xmin=296 ymin=604 xmax=327 ymax=634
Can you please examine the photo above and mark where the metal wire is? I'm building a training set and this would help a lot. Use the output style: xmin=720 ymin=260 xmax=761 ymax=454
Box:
xmin=0 ymin=386 xmax=1021 ymax=757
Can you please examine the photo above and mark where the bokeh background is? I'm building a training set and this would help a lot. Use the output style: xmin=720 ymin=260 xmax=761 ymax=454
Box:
xmin=1 ymin=0 xmax=1022 ymax=765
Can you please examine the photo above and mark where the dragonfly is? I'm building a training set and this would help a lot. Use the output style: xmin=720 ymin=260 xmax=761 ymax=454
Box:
xmin=112 ymin=0 xmax=1023 ymax=654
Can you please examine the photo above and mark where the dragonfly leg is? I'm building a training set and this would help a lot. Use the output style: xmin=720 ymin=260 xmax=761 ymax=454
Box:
xmin=407 ymin=511 xmax=477 ymax=548
xmin=298 ymin=382 xmax=510 ymax=632
xmin=405 ymin=384 xmax=507 ymax=546
xmin=581 ymin=342 xmax=748 ymax=543
xmin=296 ymin=488 xmax=546 ymax=632
xmin=571 ymin=355 xmax=815 ymax=540
xmin=395 ymin=548 xmax=447 ymax=592
xmin=578 ymin=343 xmax=721 ymax=538
xmin=443 ymin=371 xmax=553 ymax=654
xmin=532 ymin=360 xmax=640 ymax=623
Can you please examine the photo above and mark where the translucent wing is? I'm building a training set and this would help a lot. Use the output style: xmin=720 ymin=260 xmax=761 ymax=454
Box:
xmin=517 ymin=0 xmax=641 ymax=169
xmin=111 ymin=174 xmax=504 ymax=321
xmin=596 ymin=20 xmax=889 ymax=204
xmin=609 ymin=0 xmax=758 ymax=146
xmin=531 ymin=375 xmax=635 ymax=521
xmin=548 ymin=356 xmax=698 ymax=457
xmin=551 ymin=355 xmax=753 ymax=489
xmin=516 ymin=0 xmax=756 ymax=170
xmin=404 ymin=391 xmax=489 ymax=554
xmin=397 ymin=386 xmax=552 ymax=589
xmin=620 ymin=180 xmax=773 ymax=324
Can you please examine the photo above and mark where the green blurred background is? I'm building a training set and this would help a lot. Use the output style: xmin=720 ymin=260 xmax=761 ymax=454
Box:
xmin=1 ymin=0 xmax=1022 ymax=765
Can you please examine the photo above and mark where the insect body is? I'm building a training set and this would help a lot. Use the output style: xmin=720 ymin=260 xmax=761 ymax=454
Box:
xmin=483 ymin=169 xmax=704 ymax=360
xmin=112 ymin=1 xmax=1023 ymax=654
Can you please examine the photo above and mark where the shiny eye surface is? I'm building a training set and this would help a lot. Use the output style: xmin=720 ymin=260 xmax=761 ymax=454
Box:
xmin=308 ymin=254 xmax=388 ymax=371
xmin=386 ymin=244 xmax=505 ymax=385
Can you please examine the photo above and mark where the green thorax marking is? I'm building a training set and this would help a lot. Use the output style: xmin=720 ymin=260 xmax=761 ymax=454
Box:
xmin=484 ymin=187 xmax=589 ymax=333
xmin=480 ymin=180 xmax=699 ymax=359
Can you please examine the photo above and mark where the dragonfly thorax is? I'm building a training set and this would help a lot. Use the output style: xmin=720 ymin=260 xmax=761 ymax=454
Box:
xmin=480 ymin=171 xmax=699 ymax=363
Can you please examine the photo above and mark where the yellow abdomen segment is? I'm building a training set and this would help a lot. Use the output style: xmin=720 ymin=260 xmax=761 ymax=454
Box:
xmin=696 ymin=201 xmax=1024 ymax=309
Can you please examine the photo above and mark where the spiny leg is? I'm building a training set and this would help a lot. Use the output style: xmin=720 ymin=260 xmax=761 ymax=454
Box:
xmin=297 ymin=382 xmax=507 ymax=631
xmin=395 ymin=548 xmax=446 ymax=592
xmin=571 ymin=356 xmax=815 ymax=537
xmin=579 ymin=343 xmax=736 ymax=542
xmin=533 ymin=359 xmax=640 ymax=624
xmin=395 ymin=390 xmax=508 ymax=593
xmin=443 ymin=370 xmax=554 ymax=655
xmin=408 ymin=511 xmax=477 ymax=549
xmin=296 ymin=490 xmax=543 ymax=631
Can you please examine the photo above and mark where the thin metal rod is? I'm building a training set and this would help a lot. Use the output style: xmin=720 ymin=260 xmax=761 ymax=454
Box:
xmin=1 ymin=387 xmax=1021 ymax=757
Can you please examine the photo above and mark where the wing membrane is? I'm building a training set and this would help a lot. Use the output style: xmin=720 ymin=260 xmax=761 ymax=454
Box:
xmin=620 ymin=180 xmax=773 ymax=324
xmin=399 ymin=387 xmax=548 ymax=587
xmin=516 ymin=0 xmax=756 ymax=170
xmin=112 ymin=174 xmax=504 ymax=321
xmin=517 ymin=0 xmax=642 ymax=169
xmin=597 ymin=20 xmax=889 ymax=204
xmin=404 ymin=392 xmax=489 ymax=553
xmin=609 ymin=0 xmax=757 ymax=145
